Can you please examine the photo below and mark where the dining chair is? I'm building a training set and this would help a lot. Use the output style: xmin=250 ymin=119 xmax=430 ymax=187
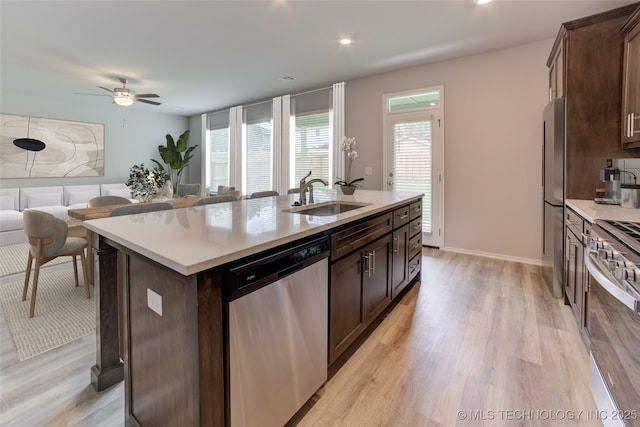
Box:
xmin=22 ymin=209 xmax=90 ymax=318
xmin=110 ymin=202 xmax=173 ymax=217
xmin=250 ymin=191 xmax=279 ymax=199
xmin=177 ymin=183 xmax=201 ymax=197
xmin=216 ymin=185 xmax=236 ymax=195
xmin=196 ymin=195 xmax=238 ymax=205
xmin=287 ymin=188 xmax=300 ymax=194
xmin=87 ymin=195 xmax=132 ymax=208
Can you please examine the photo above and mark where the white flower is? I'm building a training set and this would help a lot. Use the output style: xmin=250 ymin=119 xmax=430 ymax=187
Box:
xmin=348 ymin=150 xmax=358 ymax=160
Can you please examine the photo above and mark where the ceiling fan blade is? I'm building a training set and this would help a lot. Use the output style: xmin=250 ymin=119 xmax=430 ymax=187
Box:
xmin=73 ymin=92 xmax=111 ymax=96
xmin=97 ymin=86 xmax=114 ymax=93
xmin=137 ymin=98 xmax=162 ymax=106
xmin=135 ymin=94 xmax=160 ymax=98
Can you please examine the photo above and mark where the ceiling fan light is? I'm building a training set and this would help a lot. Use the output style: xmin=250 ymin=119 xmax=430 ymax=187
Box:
xmin=114 ymin=94 xmax=134 ymax=106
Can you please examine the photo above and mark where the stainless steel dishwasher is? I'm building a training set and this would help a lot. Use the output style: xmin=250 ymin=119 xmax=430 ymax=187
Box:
xmin=228 ymin=236 xmax=330 ymax=427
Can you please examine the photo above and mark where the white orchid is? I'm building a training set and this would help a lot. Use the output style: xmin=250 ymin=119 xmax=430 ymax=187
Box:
xmin=335 ymin=136 xmax=364 ymax=187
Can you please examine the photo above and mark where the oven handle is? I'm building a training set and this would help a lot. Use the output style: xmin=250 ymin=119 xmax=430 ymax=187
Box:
xmin=584 ymin=250 xmax=640 ymax=313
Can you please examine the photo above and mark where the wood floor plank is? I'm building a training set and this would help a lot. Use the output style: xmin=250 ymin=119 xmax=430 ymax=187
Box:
xmin=0 ymin=248 xmax=598 ymax=427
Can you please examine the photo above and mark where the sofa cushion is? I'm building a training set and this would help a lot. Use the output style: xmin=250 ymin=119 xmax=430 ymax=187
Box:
xmin=19 ymin=186 xmax=64 ymax=211
xmin=0 ymin=210 xmax=23 ymax=232
xmin=0 ymin=188 xmax=19 ymax=211
xmin=63 ymin=185 xmax=100 ymax=206
xmin=31 ymin=206 xmax=69 ymax=221
xmin=106 ymin=188 xmax=133 ymax=198
xmin=27 ymin=193 xmax=63 ymax=209
xmin=67 ymin=190 xmax=97 ymax=206
xmin=0 ymin=195 xmax=15 ymax=210
xmin=67 ymin=202 xmax=89 ymax=210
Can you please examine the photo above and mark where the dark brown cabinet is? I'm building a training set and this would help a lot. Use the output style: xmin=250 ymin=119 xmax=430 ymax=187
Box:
xmin=564 ymin=207 xmax=591 ymax=330
xmin=391 ymin=224 xmax=409 ymax=299
xmin=547 ymin=4 xmax=640 ymax=199
xmin=622 ymin=8 xmax=640 ymax=147
xmin=329 ymin=199 xmax=422 ymax=365
xmin=329 ymin=235 xmax=392 ymax=365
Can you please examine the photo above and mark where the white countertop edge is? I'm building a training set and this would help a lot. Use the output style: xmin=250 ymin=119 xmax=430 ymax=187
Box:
xmin=566 ymin=199 xmax=640 ymax=224
xmin=84 ymin=190 xmax=423 ymax=276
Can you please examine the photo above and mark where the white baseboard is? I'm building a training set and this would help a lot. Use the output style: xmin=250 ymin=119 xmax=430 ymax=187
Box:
xmin=440 ymin=246 xmax=542 ymax=266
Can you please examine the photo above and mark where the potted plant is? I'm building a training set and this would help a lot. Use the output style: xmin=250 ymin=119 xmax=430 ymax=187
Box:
xmin=151 ymin=130 xmax=198 ymax=195
xmin=125 ymin=163 xmax=170 ymax=202
xmin=334 ymin=136 xmax=364 ymax=195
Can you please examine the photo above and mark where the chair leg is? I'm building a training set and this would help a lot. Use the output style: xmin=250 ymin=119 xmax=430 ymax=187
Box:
xmin=28 ymin=258 xmax=42 ymax=318
xmin=80 ymin=250 xmax=90 ymax=298
xmin=72 ymin=255 xmax=79 ymax=287
xmin=22 ymin=253 xmax=33 ymax=301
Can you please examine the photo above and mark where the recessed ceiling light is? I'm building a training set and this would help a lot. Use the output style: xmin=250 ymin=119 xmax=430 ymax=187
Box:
xmin=339 ymin=38 xmax=352 ymax=45
xmin=474 ymin=0 xmax=493 ymax=4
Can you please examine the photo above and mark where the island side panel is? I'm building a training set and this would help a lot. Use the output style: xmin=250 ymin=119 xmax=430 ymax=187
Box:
xmin=197 ymin=268 xmax=225 ymax=427
xmin=91 ymin=233 xmax=124 ymax=391
xmin=122 ymin=252 xmax=200 ymax=426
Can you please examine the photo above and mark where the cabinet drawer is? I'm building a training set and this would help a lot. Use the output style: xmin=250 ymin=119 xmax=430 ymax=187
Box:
xmin=409 ymin=200 xmax=422 ymax=220
xmin=566 ymin=208 xmax=584 ymax=240
xmin=331 ymin=213 xmax=393 ymax=260
xmin=392 ymin=205 xmax=411 ymax=229
xmin=408 ymin=254 xmax=421 ymax=282
xmin=408 ymin=233 xmax=422 ymax=259
xmin=409 ymin=217 xmax=422 ymax=237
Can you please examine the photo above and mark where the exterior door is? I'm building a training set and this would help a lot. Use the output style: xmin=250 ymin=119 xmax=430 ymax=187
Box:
xmin=384 ymin=109 xmax=443 ymax=248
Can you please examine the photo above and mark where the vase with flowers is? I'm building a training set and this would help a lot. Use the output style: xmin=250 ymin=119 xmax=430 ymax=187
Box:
xmin=334 ymin=136 xmax=364 ymax=195
xmin=125 ymin=163 xmax=170 ymax=202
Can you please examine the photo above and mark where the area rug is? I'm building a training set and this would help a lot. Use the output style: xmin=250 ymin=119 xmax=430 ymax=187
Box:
xmin=0 ymin=242 xmax=70 ymax=277
xmin=0 ymin=267 xmax=95 ymax=361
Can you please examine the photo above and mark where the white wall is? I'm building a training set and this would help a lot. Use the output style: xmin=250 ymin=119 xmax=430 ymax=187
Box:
xmin=345 ymin=39 xmax=552 ymax=263
xmin=0 ymin=91 xmax=189 ymax=189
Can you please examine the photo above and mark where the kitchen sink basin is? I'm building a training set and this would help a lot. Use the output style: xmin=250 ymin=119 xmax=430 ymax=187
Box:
xmin=282 ymin=201 xmax=370 ymax=216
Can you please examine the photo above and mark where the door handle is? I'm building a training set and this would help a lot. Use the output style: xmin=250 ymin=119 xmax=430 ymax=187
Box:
xmin=363 ymin=253 xmax=370 ymax=277
xmin=393 ymin=235 xmax=399 ymax=253
xmin=371 ymin=250 xmax=376 ymax=276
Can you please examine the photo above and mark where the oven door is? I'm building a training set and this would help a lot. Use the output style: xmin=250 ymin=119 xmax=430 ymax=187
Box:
xmin=584 ymin=250 xmax=640 ymax=427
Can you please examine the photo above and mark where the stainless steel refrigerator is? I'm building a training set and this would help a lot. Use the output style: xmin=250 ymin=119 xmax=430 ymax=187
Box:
xmin=542 ymin=97 xmax=565 ymax=298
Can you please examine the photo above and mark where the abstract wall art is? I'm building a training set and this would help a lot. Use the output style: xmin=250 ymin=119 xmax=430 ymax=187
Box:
xmin=0 ymin=114 xmax=104 ymax=178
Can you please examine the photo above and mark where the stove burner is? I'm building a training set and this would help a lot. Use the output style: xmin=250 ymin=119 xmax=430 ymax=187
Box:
xmin=597 ymin=220 xmax=640 ymax=257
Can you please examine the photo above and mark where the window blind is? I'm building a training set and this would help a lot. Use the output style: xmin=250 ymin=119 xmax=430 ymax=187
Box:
xmin=392 ymin=120 xmax=432 ymax=233
xmin=293 ymin=112 xmax=331 ymax=188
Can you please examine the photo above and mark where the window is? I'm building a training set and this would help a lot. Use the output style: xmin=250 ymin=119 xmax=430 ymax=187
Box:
xmin=244 ymin=102 xmax=273 ymax=195
xmin=292 ymin=111 xmax=331 ymax=188
xmin=206 ymin=110 xmax=230 ymax=192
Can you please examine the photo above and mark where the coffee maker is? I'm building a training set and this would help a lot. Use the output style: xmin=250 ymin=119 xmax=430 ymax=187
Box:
xmin=598 ymin=158 xmax=621 ymax=204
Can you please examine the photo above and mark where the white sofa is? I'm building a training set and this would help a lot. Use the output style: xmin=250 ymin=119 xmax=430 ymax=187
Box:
xmin=0 ymin=183 xmax=133 ymax=246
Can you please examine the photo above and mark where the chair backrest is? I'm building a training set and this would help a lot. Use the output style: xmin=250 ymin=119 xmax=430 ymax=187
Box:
xmin=23 ymin=209 xmax=68 ymax=257
xmin=177 ymin=183 xmax=201 ymax=197
xmin=196 ymin=195 xmax=238 ymax=205
xmin=87 ymin=195 xmax=132 ymax=208
xmin=217 ymin=185 xmax=236 ymax=195
xmin=110 ymin=202 xmax=173 ymax=217
xmin=287 ymin=188 xmax=300 ymax=194
xmin=250 ymin=191 xmax=279 ymax=199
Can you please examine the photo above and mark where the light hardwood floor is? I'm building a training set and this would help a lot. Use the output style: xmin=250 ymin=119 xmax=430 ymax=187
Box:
xmin=0 ymin=249 xmax=598 ymax=426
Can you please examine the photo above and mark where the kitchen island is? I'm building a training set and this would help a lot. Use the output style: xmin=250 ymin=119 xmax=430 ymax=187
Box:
xmin=83 ymin=189 xmax=423 ymax=426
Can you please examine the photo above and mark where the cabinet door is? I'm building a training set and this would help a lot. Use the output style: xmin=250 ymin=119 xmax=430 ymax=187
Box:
xmin=565 ymin=227 xmax=580 ymax=321
xmin=548 ymin=34 xmax=565 ymax=101
xmin=329 ymin=249 xmax=365 ymax=365
xmin=391 ymin=225 xmax=409 ymax=300
xmin=622 ymin=17 xmax=640 ymax=146
xmin=363 ymin=235 xmax=392 ymax=325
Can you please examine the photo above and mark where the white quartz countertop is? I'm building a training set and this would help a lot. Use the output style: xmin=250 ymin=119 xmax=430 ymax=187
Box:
xmin=83 ymin=189 xmax=422 ymax=276
xmin=566 ymin=199 xmax=640 ymax=224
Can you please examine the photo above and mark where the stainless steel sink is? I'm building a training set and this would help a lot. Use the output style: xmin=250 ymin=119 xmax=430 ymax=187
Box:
xmin=282 ymin=201 xmax=370 ymax=216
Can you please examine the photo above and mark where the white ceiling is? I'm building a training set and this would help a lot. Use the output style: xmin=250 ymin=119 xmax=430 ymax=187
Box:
xmin=1 ymin=0 xmax=636 ymax=116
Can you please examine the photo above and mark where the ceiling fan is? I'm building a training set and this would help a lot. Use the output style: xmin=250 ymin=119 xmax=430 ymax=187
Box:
xmin=76 ymin=78 xmax=161 ymax=106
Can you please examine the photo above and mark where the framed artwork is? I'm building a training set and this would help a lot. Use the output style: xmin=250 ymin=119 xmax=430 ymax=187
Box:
xmin=0 ymin=114 xmax=104 ymax=178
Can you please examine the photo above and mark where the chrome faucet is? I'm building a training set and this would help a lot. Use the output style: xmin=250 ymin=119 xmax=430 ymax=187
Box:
xmin=300 ymin=178 xmax=328 ymax=204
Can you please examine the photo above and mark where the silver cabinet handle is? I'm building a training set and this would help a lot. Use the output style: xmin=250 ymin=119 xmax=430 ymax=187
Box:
xmin=393 ymin=235 xmax=399 ymax=254
xmin=632 ymin=112 xmax=637 ymax=136
xmin=396 ymin=213 xmax=408 ymax=220
xmin=363 ymin=253 xmax=370 ymax=276
xmin=371 ymin=250 xmax=376 ymax=276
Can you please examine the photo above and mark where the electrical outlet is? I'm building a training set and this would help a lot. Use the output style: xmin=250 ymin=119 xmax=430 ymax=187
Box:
xmin=147 ymin=288 xmax=163 ymax=316
xmin=365 ymin=167 xmax=373 ymax=175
